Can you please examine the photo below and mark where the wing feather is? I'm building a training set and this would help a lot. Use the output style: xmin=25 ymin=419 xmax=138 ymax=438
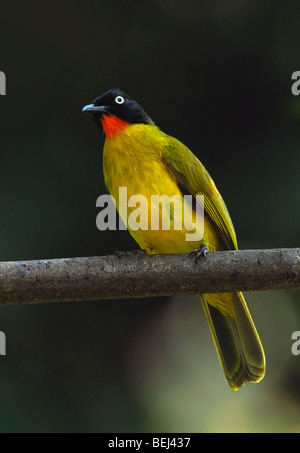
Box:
xmin=162 ymin=136 xmax=238 ymax=250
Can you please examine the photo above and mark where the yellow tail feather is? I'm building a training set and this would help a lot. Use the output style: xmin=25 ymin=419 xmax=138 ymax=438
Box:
xmin=200 ymin=292 xmax=266 ymax=390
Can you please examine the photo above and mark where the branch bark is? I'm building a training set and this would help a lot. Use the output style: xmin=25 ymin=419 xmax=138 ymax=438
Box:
xmin=0 ymin=248 xmax=299 ymax=306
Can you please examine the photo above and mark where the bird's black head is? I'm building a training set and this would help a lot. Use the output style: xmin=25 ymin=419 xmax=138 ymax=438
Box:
xmin=82 ymin=89 xmax=153 ymax=127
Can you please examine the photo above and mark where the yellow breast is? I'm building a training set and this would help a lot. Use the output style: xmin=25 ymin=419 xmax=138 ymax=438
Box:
xmin=103 ymin=124 xmax=217 ymax=253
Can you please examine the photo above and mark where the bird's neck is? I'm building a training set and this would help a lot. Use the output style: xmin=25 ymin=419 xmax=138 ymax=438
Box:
xmin=101 ymin=115 xmax=130 ymax=140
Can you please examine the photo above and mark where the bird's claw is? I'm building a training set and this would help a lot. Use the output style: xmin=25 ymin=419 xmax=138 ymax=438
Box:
xmin=190 ymin=244 xmax=209 ymax=263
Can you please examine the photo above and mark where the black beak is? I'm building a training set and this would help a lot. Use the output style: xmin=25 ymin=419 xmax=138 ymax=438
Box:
xmin=82 ymin=104 xmax=107 ymax=117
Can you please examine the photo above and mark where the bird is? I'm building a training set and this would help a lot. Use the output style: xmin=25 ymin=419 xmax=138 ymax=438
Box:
xmin=82 ymin=88 xmax=266 ymax=390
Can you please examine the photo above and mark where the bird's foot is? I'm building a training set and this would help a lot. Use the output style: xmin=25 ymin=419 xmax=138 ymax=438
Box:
xmin=190 ymin=244 xmax=209 ymax=263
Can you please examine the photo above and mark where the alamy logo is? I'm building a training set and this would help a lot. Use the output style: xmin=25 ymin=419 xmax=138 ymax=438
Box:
xmin=0 ymin=71 xmax=6 ymax=95
xmin=291 ymin=331 xmax=300 ymax=356
xmin=0 ymin=332 xmax=6 ymax=356
xmin=291 ymin=71 xmax=300 ymax=96
xmin=96 ymin=187 xmax=204 ymax=242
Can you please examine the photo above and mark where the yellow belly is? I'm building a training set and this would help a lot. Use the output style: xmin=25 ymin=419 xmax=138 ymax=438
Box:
xmin=103 ymin=125 xmax=221 ymax=254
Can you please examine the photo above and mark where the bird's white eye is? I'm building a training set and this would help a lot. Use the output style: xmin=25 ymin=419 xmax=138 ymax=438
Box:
xmin=115 ymin=96 xmax=125 ymax=104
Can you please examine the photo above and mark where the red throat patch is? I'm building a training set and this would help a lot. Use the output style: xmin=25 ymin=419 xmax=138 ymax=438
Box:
xmin=101 ymin=114 xmax=130 ymax=140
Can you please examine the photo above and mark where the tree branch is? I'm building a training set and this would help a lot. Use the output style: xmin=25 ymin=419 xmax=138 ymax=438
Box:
xmin=0 ymin=248 xmax=299 ymax=306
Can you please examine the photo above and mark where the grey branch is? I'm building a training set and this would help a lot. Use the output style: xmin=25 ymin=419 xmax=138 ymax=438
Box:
xmin=0 ymin=248 xmax=299 ymax=306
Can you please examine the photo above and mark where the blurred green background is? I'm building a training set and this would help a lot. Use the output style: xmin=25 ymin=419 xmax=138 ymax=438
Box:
xmin=0 ymin=0 xmax=300 ymax=433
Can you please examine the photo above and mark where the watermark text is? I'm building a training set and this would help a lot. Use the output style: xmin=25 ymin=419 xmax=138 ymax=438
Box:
xmin=291 ymin=71 xmax=300 ymax=96
xmin=0 ymin=331 xmax=6 ymax=356
xmin=96 ymin=187 xmax=204 ymax=242
xmin=0 ymin=71 xmax=6 ymax=95
xmin=292 ymin=331 xmax=300 ymax=356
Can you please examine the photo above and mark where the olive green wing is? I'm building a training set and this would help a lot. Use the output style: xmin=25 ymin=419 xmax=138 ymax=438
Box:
xmin=162 ymin=135 xmax=238 ymax=250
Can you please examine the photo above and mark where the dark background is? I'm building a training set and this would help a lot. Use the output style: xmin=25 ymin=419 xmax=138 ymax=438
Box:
xmin=0 ymin=0 xmax=299 ymax=433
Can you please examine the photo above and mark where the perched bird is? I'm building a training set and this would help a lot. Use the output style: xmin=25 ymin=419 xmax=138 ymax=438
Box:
xmin=83 ymin=89 xmax=265 ymax=390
